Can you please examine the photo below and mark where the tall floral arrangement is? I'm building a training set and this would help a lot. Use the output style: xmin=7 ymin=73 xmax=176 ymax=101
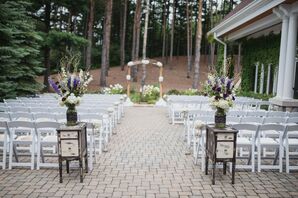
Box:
xmin=48 ymin=52 xmax=93 ymax=107
xmin=203 ymin=73 xmax=235 ymax=114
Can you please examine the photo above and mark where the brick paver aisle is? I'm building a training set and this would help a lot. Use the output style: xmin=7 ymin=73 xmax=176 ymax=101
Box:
xmin=1 ymin=107 xmax=298 ymax=197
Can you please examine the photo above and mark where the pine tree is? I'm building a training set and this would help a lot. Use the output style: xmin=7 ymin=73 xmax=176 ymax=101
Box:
xmin=0 ymin=1 xmax=44 ymax=99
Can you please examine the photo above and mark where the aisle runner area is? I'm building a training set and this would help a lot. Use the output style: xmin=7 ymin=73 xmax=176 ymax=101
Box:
xmin=0 ymin=107 xmax=298 ymax=197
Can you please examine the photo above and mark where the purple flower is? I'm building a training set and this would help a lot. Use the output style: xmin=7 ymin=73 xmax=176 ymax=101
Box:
xmin=48 ymin=78 xmax=62 ymax=96
xmin=216 ymin=87 xmax=221 ymax=92
xmin=227 ymin=80 xmax=231 ymax=89
xmin=67 ymin=77 xmax=71 ymax=89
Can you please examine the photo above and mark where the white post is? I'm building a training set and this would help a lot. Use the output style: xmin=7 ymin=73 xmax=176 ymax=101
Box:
xmin=283 ymin=13 xmax=297 ymax=99
xmin=274 ymin=7 xmax=289 ymax=99
xmin=273 ymin=66 xmax=278 ymax=95
xmin=266 ymin=64 xmax=271 ymax=95
xmin=254 ymin=63 xmax=259 ymax=93
xmin=259 ymin=63 xmax=264 ymax=94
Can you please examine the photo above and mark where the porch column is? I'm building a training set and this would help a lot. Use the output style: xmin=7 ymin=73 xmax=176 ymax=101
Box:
xmin=276 ymin=14 xmax=289 ymax=98
xmin=283 ymin=13 xmax=297 ymax=99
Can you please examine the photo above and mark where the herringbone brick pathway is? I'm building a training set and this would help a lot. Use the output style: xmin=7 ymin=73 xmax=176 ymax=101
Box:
xmin=0 ymin=107 xmax=298 ymax=197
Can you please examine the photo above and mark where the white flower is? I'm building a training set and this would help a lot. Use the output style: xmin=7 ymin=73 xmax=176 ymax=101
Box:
xmin=159 ymin=76 xmax=164 ymax=82
xmin=127 ymin=61 xmax=134 ymax=66
xmin=141 ymin=59 xmax=150 ymax=64
xmin=194 ymin=120 xmax=205 ymax=130
xmin=156 ymin=62 xmax=163 ymax=67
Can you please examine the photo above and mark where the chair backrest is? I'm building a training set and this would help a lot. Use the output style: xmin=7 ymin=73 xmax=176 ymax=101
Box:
xmin=232 ymin=123 xmax=259 ymax=138
xmin=246 ymin=111 xmax=267 ymax=117
xmin=240 ymin=116 xmax=264 ymax=124
xmin=30 ymin=107 xmax=49 ymax=113
xmin=0 ymin=112 xmax=11 ymax=121
xmin=9 ymin=107 xmax=29 ymax=113
xmin=193 ymin=116 xmax=213 ymax=124
xmin=263 ymin=117 xmax=287 ymax=124
xmin=10 ymin=112 xmax=33 ymax=121
xmin=285 ymin=124 xmax=298 ymax=138
xmin=35 ymin=121 xmax=60 ymax=136
xmin=227 ymin=110 xmax=247 ymax=117
xmin=287 ymin=117 xmax=298 ymax=124
xmin=7 ymin=121 xmax=35 ymax=136
xmin=55 ymin=113 xmax=66 ymax=123
xmin=259 ymin=124 xmax=286 ymax=138
xmin=267 ymin=111 xmax=288 ymax=117
xmin=33 ymin=113 xmax=57 ymax=122
xmin=226 ymin=116 xmax=241 ymax=125
xmin=288 ymin=112 xmax=298 ymax=118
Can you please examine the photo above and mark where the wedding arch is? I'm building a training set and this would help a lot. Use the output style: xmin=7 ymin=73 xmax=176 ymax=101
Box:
xmin=126 ymin=59 xmax=164 ymax=98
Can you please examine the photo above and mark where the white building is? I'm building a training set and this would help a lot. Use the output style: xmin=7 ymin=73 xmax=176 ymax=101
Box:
xmin=208 ymin=0 xmax=298 ymax=111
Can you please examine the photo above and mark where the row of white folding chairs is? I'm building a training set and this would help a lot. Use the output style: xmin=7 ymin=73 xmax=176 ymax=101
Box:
xmin=0 ymin=104 xmax=123 ymax=127
xmin=185 ymin=115 xmax=298 ymax=146
xmin=192 ymin=123 xmax=298 ymax=173
xmin=0 ymin=120 xmax=104 ymax=170
xmin=1 ymin=100 xmax=124 ymax=122
xmin=0 ymin=112 xmax=114 ymax=142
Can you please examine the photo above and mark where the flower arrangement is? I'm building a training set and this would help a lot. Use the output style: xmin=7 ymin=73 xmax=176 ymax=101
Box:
xmin=48 ymin=52 xmax=93 ymax=107
xmin=142 ymin=85 xmax=160 ymax=97
xmin=203 ymin=73 xmax=235 ymax=113
xmin=102 ymin=84 xmax=124 ymax=94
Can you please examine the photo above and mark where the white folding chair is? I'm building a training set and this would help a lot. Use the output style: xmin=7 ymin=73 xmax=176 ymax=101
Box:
xmin=30 ymin=107 xmax=49 ymax=113
xmin=284 ymin=125 xmax=298 ymax=173
xmin=240 ymin=116 xmax=264 ymax=125
xmin=287 ymin=117 xmax=298 ymax=125
xmin=79 ymin=114 xmax=104 ymax=164
xmin=246 ymin=111 xmax=267 ymax=117
xmin=226 ymin=116 xmax=241 ymax=125
xmin=263 ymin=117 xmax=287 ymax=124
xmin=288 ymin=112 xmax=298 ymax=118
xmin=8 ymin=121 xmax=36 ymax=170
xmin=0 ymin=112 xmax=11 ymax=121
xmin=0 ymin=121 xmax=9 ymax=169
xmin=10 ymin=112 xmax=33 ymax=121
xmin=232 ymin=124 xmax=259 ymax=172
xmin=33 ymin=113 xmax=57 ymax=122
xmin=35 ymin=121 xmax=60 ymax=169
xmin=267 ymin=111 xmax=288 ymax=117
xmin=9 ymin=107 xmax=29 ymax=113
xmin=256 ymin=124 xmax=285 ymax=172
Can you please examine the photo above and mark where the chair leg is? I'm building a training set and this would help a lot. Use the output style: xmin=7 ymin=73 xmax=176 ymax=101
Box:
xmin=30 ymin=140 xmax=35 ymax=170
xmin=9 ymin=142 xmax=14 ymax=170
xmin=37 ymin=142 xmax=41 ymax=170
xmin=251 ymin=146 xmax=255 ymax=172
xmin=2 ymin=140 xmax=7 ymax=169
xmin=279 ymin=146 xmax=283 ymax=173
xmin=257 ymin=145 xmax=261 ymax=172
xmin=286 ymin=145 xmax=289 ymax=173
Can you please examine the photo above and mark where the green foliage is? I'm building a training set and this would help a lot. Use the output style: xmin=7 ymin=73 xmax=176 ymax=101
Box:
xmin=0 ymin=1 xmax=43 ymax=99
xmin=237 ymin=91 xmax=273 ymax=101
xmin=216 ymin=45 xmax=224 ymax=74
xmin=167 ymin=89 xmax=181 ymax=95
xmin=241 ymin=33 xmax=280 ymax=92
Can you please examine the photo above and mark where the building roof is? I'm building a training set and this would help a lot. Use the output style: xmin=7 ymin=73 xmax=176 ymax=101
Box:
xmin=221 ymin=0 xmax=254 ymax=22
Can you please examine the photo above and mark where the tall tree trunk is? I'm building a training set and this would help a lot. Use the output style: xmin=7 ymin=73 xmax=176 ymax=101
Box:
xmin=162 ymin=0 xmax=167 ymax=64
xmin=141 ymin=0 xmax=150 ymax=88
xmin=43 ymin=1 xmax=51 ymax=91
xmin=186 ymin=0 xmax=191 ymax=78
xmin=120 ymin=0 xmax=128 ymax=71
xmin=100 ymin=0 xmax=113 ymax=87
xmin=192 ymin=0 xmax=203 ymax=89
xmin=169 ymin=0 xmax=176 ymax=70
xmin=85 ymin=0 xmax=94 ymax=70
xmin=131 ymin=0 xmax=142 ymax=82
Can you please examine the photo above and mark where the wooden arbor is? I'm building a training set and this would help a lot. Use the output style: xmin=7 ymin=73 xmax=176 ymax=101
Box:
xmin=126 ymin=59 xmax=164 ymax=98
